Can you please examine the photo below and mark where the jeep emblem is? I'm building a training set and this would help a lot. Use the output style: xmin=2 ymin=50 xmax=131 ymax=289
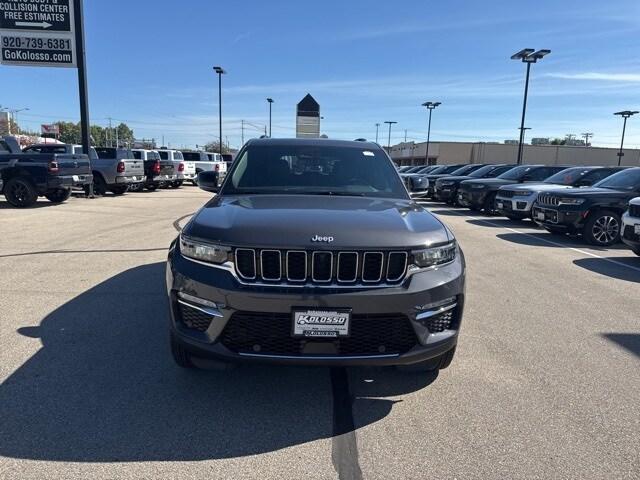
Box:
xmin=311 ymin=235 xmax=334 ymax=243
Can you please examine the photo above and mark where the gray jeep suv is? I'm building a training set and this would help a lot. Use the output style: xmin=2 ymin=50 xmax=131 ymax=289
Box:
xmin=166 ymin=138 xmax=466 ymax=372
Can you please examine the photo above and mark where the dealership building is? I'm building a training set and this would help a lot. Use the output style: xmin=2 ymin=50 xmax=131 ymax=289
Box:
xmin=389 ymin=141 xmax=640 ymax=167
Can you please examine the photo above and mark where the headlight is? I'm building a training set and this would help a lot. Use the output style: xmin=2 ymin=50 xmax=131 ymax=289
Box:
xmin=512 ymin=190 xmax=532 ymax=196
xmin=558 ymin=198 xmax=585 ymax=206
xmin=412 ymin=241 xmax=457 ymax=268
xmin=471 ymin=184 xmax=485 ymax=189
xmin=180 ymin=234 xmax=230 ymax=264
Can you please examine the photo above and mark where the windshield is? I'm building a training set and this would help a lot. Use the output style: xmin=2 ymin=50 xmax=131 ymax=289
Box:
xmin=594 ymin=168 xmax=640 ymax=191
xmin=544 ymin=167 xmax=591 ymax=185
xmin=222 ymin=143 xmax=407 ymax=198
xmin=469 ymin=165 xmax=498 ymax=178
xmin=449 ymin=165 xmax=478 ymax=176
xmin=174 ymin=151 xmax=184 ymax=160
xmin=497 ymin=165 xmax=534 ymax=181
xmin=436 ymin=165 xmax=465 ymax=174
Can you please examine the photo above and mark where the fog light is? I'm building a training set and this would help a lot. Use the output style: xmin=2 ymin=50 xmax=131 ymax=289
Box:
xmin=178 ymin=291 xmax=219 ymax=309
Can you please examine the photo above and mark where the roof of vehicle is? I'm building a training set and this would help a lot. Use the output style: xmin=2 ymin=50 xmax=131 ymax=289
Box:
xmin=245 ymin=137 xmax=381 ymax=149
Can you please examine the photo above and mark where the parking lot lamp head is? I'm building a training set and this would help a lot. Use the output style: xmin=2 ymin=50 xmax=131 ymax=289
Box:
xmin=511 ymin=48 xmax=550 ymax=165
xmin=614 ymin=110 xmax=639 ymax=166
xmin=267 ymin=98 xmax=274 ymax=137
xmin=213 ymin=66 xmax=226 ymax=155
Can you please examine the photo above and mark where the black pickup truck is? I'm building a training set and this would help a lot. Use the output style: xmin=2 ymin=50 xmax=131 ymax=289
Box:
xmin=0 ymin=136 xmax=93 ymax=207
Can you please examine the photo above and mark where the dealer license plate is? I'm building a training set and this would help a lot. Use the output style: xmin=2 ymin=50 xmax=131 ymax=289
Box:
xmin=536 ymin=211 xmax=545 ymax=221
xmin=497 ymin=201 xmax=504 ymax=209
xmin=72 ymin=175 xmax=79 ymax=181
xmin=292 ymin=309 xmax=351 ymax=338
xmin=635 ymin=224 xmax=640 ymax=235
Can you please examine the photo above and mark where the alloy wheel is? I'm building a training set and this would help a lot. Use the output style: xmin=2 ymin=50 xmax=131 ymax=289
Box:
xmin=592 ymin=215 xmax=619 ymax=244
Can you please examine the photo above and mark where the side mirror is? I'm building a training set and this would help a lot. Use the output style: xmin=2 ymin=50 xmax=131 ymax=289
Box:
xmin=198 ymin=171 xmax=219 ymax=193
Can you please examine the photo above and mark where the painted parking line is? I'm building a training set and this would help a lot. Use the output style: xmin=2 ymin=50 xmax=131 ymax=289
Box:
xmin=430 ymin=206 xmax=640 ymax=275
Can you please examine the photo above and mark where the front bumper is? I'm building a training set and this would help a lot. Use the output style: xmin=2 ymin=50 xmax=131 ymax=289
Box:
xmin=409 ymin=189 xmax=430 ymax=199
xmin=152 ymin=174 xmax=178 ymax=182
xmin=531 ymin=205 xmax=586 ymax=233
xmin=434 ymin=185 xmax=457 ymax=202
xmin=495 ymin=195 xmax=536 ymax=218
xmin=166 ymin=244 xmax=466 ymax=366
xmin=457 ymin=189 xmax=488 ymax=208
xmin=183 ymin=173 xmax=197 ymax=180
xmin=622 ymin=212 xmax=640 ymax=249
xmin=47 ymin=173 xmax=93 ymax=189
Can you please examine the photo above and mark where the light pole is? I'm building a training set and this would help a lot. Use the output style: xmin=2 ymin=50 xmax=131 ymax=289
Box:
xmin=375 ymin=123 xmax=380 ymax=143
xmin=266 ymin=98 xmax=274 ymax=137
xmin=213 ymin=66 xmax=226 ymax=155
xmin=384 ymin=121 xmax=397 ymax=151
xmin=8 ymin=107 xmax=29 ymax=134
xmin=421 ymin=101 xmax=441 ymax=165
xmin=511 ymin=48 xmax=551 ymax=165
xmin=614 ymin=110 xmax=638 ymax=166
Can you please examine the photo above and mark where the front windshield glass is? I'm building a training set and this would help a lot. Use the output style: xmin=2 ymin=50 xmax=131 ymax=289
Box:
xmin=497 ymin=165 xmax=532 ymax=181
xmin=427 ymin=166 xmax=447 ymax=175
xmin=469 ymin=165 xmax=497 ymax=178
xmin=223 ymin=143 xmax=407 ymax=198
xmin=544 ymin=167 xmax=590 ymax=185
xmin=594 ymin=168 xmax=640 ymax=191
xmin=449 ymin=165 xmax=476 ymax=176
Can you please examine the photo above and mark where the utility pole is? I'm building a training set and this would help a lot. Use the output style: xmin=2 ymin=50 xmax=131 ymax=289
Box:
xmin=404 ymin=129 xmax=407 ymax=142
xmin=581 ymin=132 xmax=593 ymax=147
xmin=375 ymin=123 xmax=380 ymax=143
xmin=241 ymin=119 xmax=245 ymax=145
xmin=384 ymin=121 xmax=397 ymax=151
xmin=107 ymin=117 xmax=113 ymax=147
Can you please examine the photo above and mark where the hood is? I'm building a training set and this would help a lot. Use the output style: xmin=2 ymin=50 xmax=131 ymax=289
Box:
xmin=550 ymin=187 xmax=630 ymax=198
xmin=185 ymin=194 xmax=450 ymax=249
xmin=503 ymin=183 xmax=573 ymax=194
xmin=460 ymin=178 xmax=515 ymax=189
xmin=435 ymin=175 xmax=472 ymax=184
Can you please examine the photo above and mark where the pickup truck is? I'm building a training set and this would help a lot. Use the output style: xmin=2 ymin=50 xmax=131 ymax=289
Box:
xmin=0 ymin=136 xmax=92 ymax=207
xmin=181 ymin=151 xmax=227 ymax=186
xmin=132 ymin=149 xmax=176 ymax=191
xmin=158 ymin=149 xmax=195 ymax=188
xmin=93 ymin=147 xmax=145 ymax=195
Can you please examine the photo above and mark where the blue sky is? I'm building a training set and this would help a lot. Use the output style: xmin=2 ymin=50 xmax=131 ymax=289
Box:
xmin=2 ymin=0 xmax=640 ymax=149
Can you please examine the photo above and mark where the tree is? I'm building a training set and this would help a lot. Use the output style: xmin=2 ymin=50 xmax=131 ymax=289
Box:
xmin=550 ymin=138 xmax=567 ymax=146
xmin=58 ymin=122 xmax=81 ymax=144
xmin=203 ymin=140 xmax=230 ymax=154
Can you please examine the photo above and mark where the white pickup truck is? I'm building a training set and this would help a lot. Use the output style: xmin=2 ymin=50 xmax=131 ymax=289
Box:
xmin=158 ymin=149 xmax=195 ymax=188
xmin=181 ymin=151 xmax=227 ymax=186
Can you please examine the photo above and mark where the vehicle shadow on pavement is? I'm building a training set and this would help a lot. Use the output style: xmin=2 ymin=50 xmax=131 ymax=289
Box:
xmin=0 ymin=262 xmax=429 ymax=462
xmin=466 ymin=218 xmax=532 ymax=228
xmin=602 ymin=334 xmax=640 ymax=358
xmin=573 ymin=257 xmax=640 ymax=283
xmin=495 ymin=232 xmax=627 ymax=252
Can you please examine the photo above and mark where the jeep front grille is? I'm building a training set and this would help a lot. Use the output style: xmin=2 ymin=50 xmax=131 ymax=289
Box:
xmin=499 ymin=190 xmax=516 ymax=198
xmin=537 ymin=193 xmax=560 ymax=206
xmin=234 ymin=248 xmax=408 ymax=285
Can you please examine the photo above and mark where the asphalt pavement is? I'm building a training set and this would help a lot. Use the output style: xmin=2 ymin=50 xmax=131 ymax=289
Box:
xmin=0 ymin=189 xmax=638 ymax=480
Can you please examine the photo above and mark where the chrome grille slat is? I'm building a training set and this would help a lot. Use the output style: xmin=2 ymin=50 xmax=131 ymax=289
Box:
xmin=260 ymin=250 xmax=282 ymax=281
xmin=538 ymin=193 xmax=559 ymax=206
xmin=233 ymin=248 xmax=408 ymax=285
xmin=362 ymin=252 xmax=384 ymax=283
xmin=337 ymin=252 xmax=358 ymax=283
xmin=386 ymin=252 xmax=408 ymax=282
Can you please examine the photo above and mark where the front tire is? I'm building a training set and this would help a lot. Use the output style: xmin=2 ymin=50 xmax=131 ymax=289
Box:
xmin=584 ymin=210 xmax=621 ymax=246
xmin=482 ymin=192 xmax=497 ymax=215
xmin=110 ymin=186 xmax=128 ymax=195
xmin=4 ymin=177 xmax=38 ymax=208
xmin=45 ymin=188 xmax=72 ymax=204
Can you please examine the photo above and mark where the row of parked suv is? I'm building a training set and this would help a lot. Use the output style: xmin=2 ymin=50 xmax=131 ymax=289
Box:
xmin=398 ymin=163 xmax=640 ymax=254
xmin=0 ymin=135 xmax=228 ymax=207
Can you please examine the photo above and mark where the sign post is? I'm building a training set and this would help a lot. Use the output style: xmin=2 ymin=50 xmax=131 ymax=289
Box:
xmin=1 ymin=0 xmax=93 ymax=196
